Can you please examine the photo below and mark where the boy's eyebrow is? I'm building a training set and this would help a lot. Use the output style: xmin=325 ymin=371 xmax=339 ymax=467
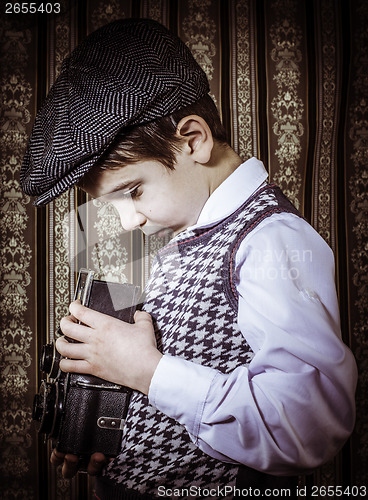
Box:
xmin=101 ymin=180 xmax=139 ymax=199
xmin=109 ymin=180 xmax=138 ymax=194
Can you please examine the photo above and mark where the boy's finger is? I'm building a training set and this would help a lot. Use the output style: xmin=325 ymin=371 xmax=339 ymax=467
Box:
xmin=87 ymin=452 xmax=108 ymax=476
xmin=61 ymin=454 xmax=80 ymax=479
xmin=50 ymin=449 xmax=80 ymax=478
xmin=50 ymin=448 xmax=65 ymax=466
xmin=133 ymin=310 xmax=152 ymax=324
xmin=58 ymin=318 xmax=92 ymax=344
xmin=69 ymin=300 xmax=115 ymax=329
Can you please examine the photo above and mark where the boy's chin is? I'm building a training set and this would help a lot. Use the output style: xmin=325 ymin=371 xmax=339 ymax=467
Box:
xmin=140 ymin=225 xmax=173 ymax=238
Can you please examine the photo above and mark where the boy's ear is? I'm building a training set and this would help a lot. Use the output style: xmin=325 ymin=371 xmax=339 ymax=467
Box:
xmin=175 ymin=115 xmax=214 ymax=164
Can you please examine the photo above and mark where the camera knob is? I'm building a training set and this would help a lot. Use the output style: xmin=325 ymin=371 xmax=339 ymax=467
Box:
xmin=32 ymin=393 xmax=43 ymax=422
xmin=40 ymin=342 xmax=61 ymax=378
xmin=40 ymin=343 xmax=53 ymax=372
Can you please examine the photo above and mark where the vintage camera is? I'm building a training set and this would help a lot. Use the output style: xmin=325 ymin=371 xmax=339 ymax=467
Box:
xmin=32 ymin=269 xmax=140 ymax=459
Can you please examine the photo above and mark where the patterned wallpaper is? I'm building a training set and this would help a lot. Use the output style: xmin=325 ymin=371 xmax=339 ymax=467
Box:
xmin=345 ymin=0 xmax=368 ymax=488
xmin=0 ymin=13 xmax=38 ymax=500
xmin=0 ymin=0 xmax=367 ymax=498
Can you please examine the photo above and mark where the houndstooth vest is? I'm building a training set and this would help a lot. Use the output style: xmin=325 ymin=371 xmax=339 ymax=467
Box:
xmin=98 ymin=184 xmax=300 ymax=499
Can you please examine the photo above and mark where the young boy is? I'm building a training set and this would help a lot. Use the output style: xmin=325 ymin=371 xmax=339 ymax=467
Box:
xmin=21 ymin=19 xmax=357 ymax=500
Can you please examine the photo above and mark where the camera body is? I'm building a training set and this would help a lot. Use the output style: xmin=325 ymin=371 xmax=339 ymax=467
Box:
xmin=33 ymin=269 xmax=140 ymax=458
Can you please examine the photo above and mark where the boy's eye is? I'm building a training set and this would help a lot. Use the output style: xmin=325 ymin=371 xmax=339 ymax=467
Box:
xmin=122 ymin=186 xmax=141 ymax=200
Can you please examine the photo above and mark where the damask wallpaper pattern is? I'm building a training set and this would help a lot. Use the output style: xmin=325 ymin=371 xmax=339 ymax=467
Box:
xmin=345 ymin=0 xmax=368 ymax=487
xmin=0 ymin=15 xmax=38 ymax=499
xmin=265 ymin=0 xmax=307 ymax=211
xmin=0 ymin=0 xmax=367 ymax=498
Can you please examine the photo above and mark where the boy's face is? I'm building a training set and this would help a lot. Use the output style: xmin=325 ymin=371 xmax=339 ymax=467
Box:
xmin=84 ymin=153 xmax=210 ymax=236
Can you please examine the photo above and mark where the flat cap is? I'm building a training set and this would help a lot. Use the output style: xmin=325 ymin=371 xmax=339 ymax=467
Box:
xmin=20 ymin=18 xmax=210 ymax=206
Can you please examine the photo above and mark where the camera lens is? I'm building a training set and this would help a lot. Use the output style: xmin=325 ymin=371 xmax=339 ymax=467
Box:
xmin=40 ymin=342 xmax=61 ymax=378
xmin=32 ymin=381 xmax=57 ymax=434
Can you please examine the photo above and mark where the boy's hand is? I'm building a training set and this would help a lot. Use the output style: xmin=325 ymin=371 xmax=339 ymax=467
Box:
xmin=50 ymin=448 xmax=108 ymax=478
xmin=56 ymin=302 xmax=162 ymax=395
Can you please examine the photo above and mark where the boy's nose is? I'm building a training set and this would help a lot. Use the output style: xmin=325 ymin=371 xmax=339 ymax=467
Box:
xmin=116 ymin=201 xmax=147 ymax=231
xmin=120 ymin=211 xmax=147 ymax=231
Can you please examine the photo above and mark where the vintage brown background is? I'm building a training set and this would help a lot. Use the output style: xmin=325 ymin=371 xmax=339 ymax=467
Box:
xmin=0 ymin=0 xmax=367 ymax=498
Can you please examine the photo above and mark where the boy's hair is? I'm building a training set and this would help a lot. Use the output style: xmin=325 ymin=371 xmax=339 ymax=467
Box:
xmin=80 ymin=94 xmax=227 ymax=186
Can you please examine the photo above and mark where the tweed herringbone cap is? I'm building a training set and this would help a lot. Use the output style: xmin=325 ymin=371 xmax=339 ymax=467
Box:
xmin=20 ymin=18 xmax=210 ymax=206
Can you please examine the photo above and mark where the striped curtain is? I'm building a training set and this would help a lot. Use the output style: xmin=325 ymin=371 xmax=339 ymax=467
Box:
xmin=0 ymin=1 xmax=367 ymax=498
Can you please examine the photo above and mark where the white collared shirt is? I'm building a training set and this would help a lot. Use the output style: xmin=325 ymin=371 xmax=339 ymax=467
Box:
xmin=148 ymin=157 xmax=357 ymax=475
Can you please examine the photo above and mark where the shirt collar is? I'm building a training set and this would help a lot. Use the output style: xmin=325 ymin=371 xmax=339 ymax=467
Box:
xmin=188 ymin=157 xmax=268 ymax=230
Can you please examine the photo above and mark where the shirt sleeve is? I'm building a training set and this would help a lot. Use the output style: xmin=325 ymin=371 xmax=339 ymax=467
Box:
xmin=148 ymin=213 xmax=357 ymax=475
